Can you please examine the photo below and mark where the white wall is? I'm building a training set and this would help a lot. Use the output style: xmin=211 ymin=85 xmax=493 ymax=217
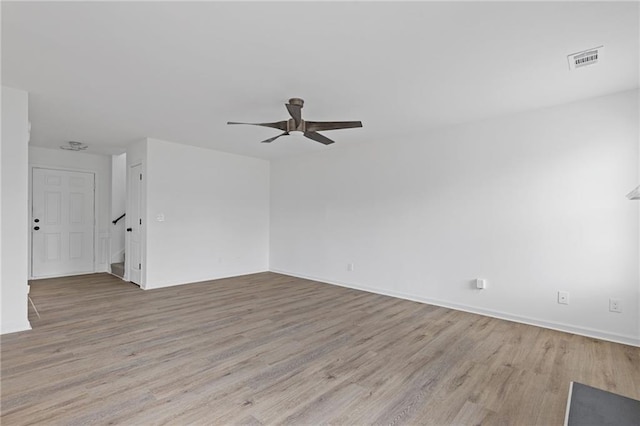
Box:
xmin=1 ymin=86 xmax=31 ymax=334
xmin=142 ymin=138 xmax=269 ymax=289
xmin=111 ymin=153 xmax=127 ymax=263
xmin=1 ymin=93 xmax=2 ymax=328
xmin=270 ymin=89 xmax=640 ymax=346
xmin=29 ymin=147 xmax=112 ymax=275
xmin=637 ymin=93 xmax=640 ymax=341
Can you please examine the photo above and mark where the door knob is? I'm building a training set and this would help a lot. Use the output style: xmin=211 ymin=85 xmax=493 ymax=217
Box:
xmin=126 ymin=228 xmax=132 ymax=232
xmin=34 ymin=218 xmax=40 ymax=223
xmin=34 ymin=226 xmax=40 ymax=231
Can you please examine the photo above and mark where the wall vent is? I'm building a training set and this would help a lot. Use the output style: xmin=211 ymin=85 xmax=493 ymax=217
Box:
xmin=567 ymin=46 xmax=603 ymax=70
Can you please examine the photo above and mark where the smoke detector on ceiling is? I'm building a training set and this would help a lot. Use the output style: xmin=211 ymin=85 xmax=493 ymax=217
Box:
xmin=567 ymin=46 xmax=603 ymax=70
xmin=60 ymin=141 xmax=88 ymax=151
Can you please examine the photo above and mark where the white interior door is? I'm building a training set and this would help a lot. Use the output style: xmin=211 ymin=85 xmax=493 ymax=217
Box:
xmin=32 ymin=168 xmax=95 ymax=278
xmin=127 ymin=163 xmax=142 ymax=285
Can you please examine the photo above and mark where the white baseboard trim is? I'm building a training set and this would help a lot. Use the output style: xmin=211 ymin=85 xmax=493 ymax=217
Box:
xmin=143 ymin=269 xmax=270 ymax=290
xmin=1 ymin=320 xmax=32 ymax=335
xmin=30 ymin=270 xmax=101 ymax=280
xmin=108 ymin=271 xmax=127 ymax=281
xmin=270 ymin=268 xmax=640 ymax=348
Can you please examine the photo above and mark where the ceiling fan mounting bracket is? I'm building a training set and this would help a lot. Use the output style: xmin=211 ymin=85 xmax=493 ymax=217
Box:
xmin=288 ymin=98 xmax=304 ymax=107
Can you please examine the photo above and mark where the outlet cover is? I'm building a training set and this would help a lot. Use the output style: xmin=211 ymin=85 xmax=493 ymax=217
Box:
xmin=558 ymin=291 xmax=569 ymax=305
xmin=609 ymin=298 xmax=622 ymax=313
xmin=347 ymin=263 xmax=354 ymax=272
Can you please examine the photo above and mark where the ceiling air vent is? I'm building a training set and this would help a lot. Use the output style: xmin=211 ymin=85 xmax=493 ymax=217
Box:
xmin=567 ymin=46 xmax=603 ymax=70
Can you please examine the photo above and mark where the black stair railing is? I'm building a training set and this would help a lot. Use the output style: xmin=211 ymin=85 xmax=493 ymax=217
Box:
xmin=112 ymin=213 xmax=126 ymax=225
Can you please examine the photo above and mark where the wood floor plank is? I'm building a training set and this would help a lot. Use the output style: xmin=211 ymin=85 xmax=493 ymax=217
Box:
xmin=1 ymin=272 xmax=638 ymax=425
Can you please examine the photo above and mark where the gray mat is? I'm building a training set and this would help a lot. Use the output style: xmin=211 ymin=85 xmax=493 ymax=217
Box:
xmin=565 ymin=382 xmax=640 ymax=426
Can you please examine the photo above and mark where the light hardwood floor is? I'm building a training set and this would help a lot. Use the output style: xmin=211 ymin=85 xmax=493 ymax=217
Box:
xmin=1 ymin=272 xmax=638 ymax=425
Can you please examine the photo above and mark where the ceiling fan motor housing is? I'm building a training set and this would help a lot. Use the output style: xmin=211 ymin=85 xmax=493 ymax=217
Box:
xmin=288 ymin=118 xmax=304 ymax=132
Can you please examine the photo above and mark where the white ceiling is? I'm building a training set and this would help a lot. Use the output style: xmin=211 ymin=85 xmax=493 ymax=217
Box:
xmin=2 ymin=1 xmax=638 ymax=159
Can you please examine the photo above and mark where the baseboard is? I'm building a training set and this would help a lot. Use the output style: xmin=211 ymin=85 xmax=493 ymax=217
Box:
xmin=30 ymin=270 xmax=101 ymax=280
xmin=108 ymin=271 xmax=127 ymax=281
xmin=143 ymin=269 xmax=270 ymax=290
xmin=270 ymin=268 xmax=640 ymax=348
xmin=1 ymin=320 xmax=32 ymax=335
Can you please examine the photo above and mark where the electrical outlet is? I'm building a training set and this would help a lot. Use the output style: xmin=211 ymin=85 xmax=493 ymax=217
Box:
xmin=609 ymin=298 xmax=621 ymax=313
xmin=347 ymin=263 xmax=354 ymax=272
xmin=558 ymin=291 xmax=569 ymax=305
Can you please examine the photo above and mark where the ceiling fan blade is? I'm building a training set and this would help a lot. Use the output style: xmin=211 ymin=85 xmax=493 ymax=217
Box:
xmin=304 ymin=131 xmax=335 ymax=145
xmin=227 ymin=121 xmax=288 ymax=131
xmin=304 ymin=121 xmax=363 ymax=132
xmin=260 ymin=132 xmax=289 ymax=143
xmin=285 ymin=103 xmax=302 ymax=127
xmin=261 ymin=132 xmax=289 ymax=144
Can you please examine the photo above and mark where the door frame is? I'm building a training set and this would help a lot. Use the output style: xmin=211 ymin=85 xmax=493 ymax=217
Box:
xmin=29 ymin=165 xmax=98 ymax=279
xmin=125 ymin=161 xmax=145 ymax=287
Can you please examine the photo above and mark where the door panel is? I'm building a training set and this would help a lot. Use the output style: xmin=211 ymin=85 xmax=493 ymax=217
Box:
xmin=45 ymin=192 xmax=61 ymax=224
xmin=127 ymin=163 xmax=142 ymax=285
xmin=45 ymin=233 xmax=61 ymax=261
xmin=69 ymin=232 xmax=84 ymax=259
xmin=69 ymin=192 xmax=85 ymax=223
xmin=32 ymin=168 xmax=95 ymax=278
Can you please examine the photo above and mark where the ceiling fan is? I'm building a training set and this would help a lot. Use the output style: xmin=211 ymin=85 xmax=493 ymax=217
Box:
xmin=227 ymin=98 xmax=362 ymax=145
